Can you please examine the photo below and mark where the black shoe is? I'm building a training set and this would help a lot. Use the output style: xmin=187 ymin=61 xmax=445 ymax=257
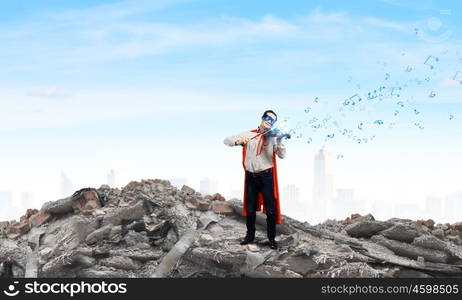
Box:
xmin=269 ymin=239 xmax=278 ymax=250
xmin=240 ymin=235 xmax=255 ymax=245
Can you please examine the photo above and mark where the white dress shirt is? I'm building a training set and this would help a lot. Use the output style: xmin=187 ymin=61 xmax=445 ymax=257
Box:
xmin=224 ymin=129 xmax=286 ymax=173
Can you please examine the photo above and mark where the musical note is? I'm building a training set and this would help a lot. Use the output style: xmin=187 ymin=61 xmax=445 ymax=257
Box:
xmin=390 ymin=86 xmax=402 ymax=97
xmin=312 ymin=124 xmax=321 ymax=129
xmin=367 ymin=90 xmax=378 ymax=100
xmin=342 ymin=129 xmax=348 ymax=135
xmin=453 ymin=71 xmax=462 ymax=84
xmin=414 ymin=122 xmax=424 ymax=130
xmin=373 ymin=120 xmax=383 ymax=125
xmin=453 ymin=71 xmax=460 ymax=80
xmin=349 ymin=94 xmax=362 ymax=105
xmin=397 ymin=101 xmax=404 ymax=107
xmin=449 ymin=114 xmax=454 ymax=120
xmin=336 ymin=154 xmax=344 ymax=159
xmin=385 ymin=73 xmax=390 ymax=80
xmin=424 ymin=55 xmax=439 ymax=70
xmin=429 ymin=91 xmax=436 ymax=98
xmin=414 ymin=28 xmax=419 ymax=35
xmin=358 ymin=123 xmax=363 ymax=130
xmin=307 ymin=137 xmax=312 ymax=143
xmin=309 ymin=117 xmax=318 ymax=124
xmin=326 ymin=134 xmax=335 ymax=139
xmin=304 ymin=107 xmax=311 ymax=113
xmin=314 ymin=97 xmax=319 ymax=103
xmin=394 ymin=110 xmax=399 ymax=116
xmin=405 ymin=66 xmax=413 ymax=72
xmin=414 ymin=109 xmax=420 ymax=115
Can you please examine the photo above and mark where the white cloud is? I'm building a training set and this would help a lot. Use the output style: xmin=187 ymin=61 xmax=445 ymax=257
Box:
xmin=27 ymin=87 xmax=70 ymax=99
xmin=439 ymin=80 xmax=462 ymax=87
xmin=363 ymin=17 xmax=412 ymax=33
xmin=305 ymin=7 xmax=350 ymax=24
xmin=378 ymin=0 xmax=433 ymax=9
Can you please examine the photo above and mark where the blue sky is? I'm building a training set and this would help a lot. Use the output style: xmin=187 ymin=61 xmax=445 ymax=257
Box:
xmin=1 ymin=0 xmax=462 ymax=222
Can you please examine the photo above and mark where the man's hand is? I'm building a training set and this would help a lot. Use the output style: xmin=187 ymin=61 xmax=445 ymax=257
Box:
xmin=235 ymin=137 xmax=249 ymax=146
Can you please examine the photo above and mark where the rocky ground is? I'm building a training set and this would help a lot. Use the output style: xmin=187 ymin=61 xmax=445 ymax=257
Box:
xmin=1 ymin=179 xmax=462 ymax=278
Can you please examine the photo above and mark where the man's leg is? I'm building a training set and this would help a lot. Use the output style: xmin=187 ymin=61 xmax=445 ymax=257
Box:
xmin=243 ymin=171 xmax=258 ymax=242
xmin=260 ymin=172 xmax=277 ymax=243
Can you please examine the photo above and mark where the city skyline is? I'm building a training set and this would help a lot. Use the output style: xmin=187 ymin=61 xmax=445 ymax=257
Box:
xmin=4 ymin=148 xmax=462 ymax=225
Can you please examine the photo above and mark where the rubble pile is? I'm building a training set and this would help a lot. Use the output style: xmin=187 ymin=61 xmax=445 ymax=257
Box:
xmin=1 ymin=179 xmax=462 ymax=278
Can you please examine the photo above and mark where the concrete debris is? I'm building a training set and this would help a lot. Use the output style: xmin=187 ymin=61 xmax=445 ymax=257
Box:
xmin=2 ymin=178 xmax=462 ymax=278
xmin=345 ymin=221 xmax=391 ymax=238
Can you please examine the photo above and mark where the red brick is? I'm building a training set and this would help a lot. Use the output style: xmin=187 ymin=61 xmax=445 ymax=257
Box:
xmin=7 ymin=222 xmax=30 ymax=237
xmin=211 ymin=201 xmax=233 ymax=215
xmin=29 ymin=211 xmax=52 ymax=227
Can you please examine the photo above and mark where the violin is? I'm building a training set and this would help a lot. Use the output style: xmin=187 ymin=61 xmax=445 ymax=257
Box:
xmin=251 ymin=127 xmax=291 ymax=140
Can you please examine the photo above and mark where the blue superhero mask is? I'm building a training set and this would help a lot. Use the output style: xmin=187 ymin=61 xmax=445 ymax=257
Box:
xmin=261 ymin=114 xmax=276 ymax=126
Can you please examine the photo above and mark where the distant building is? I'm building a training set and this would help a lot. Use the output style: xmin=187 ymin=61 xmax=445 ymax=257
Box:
xmin=393 ymin=202 xmax=422 ymax=220
xmin=371 ymin=199 xmax=393 ymax=221
xmin=230 ymin=189 xmax=244 ymax=200
xmin=200 ymin=178 xmax=218 ymax=196
xmin=170 ymin=178 xmax=188 ymax=189
xmin=425 ymin=195 xmax=443 ymax=221
xmin=283 ymin=184 xmax=300 ymax=203
xmin=312 ymin=147 xmax=334 ymax=219
xmin=313 ymin=147 xmax=334 ymax=202
xmin=332 ymin=188 xmax=361 ymax=220
xmin=60 ymin=172 xmax=73 ymax=198
xmin=335 ymin=189 xmax=354 ymax=203
xmin=107 ymin=169 xmax=116 ymax=188
xmin=0 ymin=191 xmax=14 ymax=221
xmin=21 ymin=191 xmax=34 ymax=211
xmin=444 ymin=192 xmax=462 ymax=223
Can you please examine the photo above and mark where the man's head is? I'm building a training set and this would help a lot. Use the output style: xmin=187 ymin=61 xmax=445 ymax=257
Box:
xmin=260 ymin=110 xmax=277 ymax=130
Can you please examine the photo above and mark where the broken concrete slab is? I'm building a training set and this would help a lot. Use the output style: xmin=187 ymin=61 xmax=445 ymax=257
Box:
xmin=100 ymin=256 xmax=141 ymax=271
xmin=371 ymin=235 xmax=449 ymax=263
xmin=102 ymin=200 xmax=145 ymax=226
xmin=41 ymin=197 xmax=74 ymax=215
xmin=381 ymin=223 xmax=423 ymax=243
xmin=85 ymin=225 xmax=112 ymax=245
xmin=345 ymin=221 xmax=390 ymax=238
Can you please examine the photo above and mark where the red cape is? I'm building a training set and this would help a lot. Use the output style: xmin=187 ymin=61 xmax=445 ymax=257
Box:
xmin=241 ymin=129 xmax=282 ymax=224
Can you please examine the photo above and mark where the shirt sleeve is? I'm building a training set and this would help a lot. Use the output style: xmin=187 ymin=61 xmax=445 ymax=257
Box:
xmin=273 ymin=140 xmax=286 ymax=159
xmin=223 ymin=131 xmax=251 ymax=147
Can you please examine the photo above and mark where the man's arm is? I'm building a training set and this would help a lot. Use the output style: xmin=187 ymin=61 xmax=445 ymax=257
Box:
xmin=223 ymin=131 xmax=251 ymax=147
xmin=273 ymin=138 xmax=286 ymax=159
